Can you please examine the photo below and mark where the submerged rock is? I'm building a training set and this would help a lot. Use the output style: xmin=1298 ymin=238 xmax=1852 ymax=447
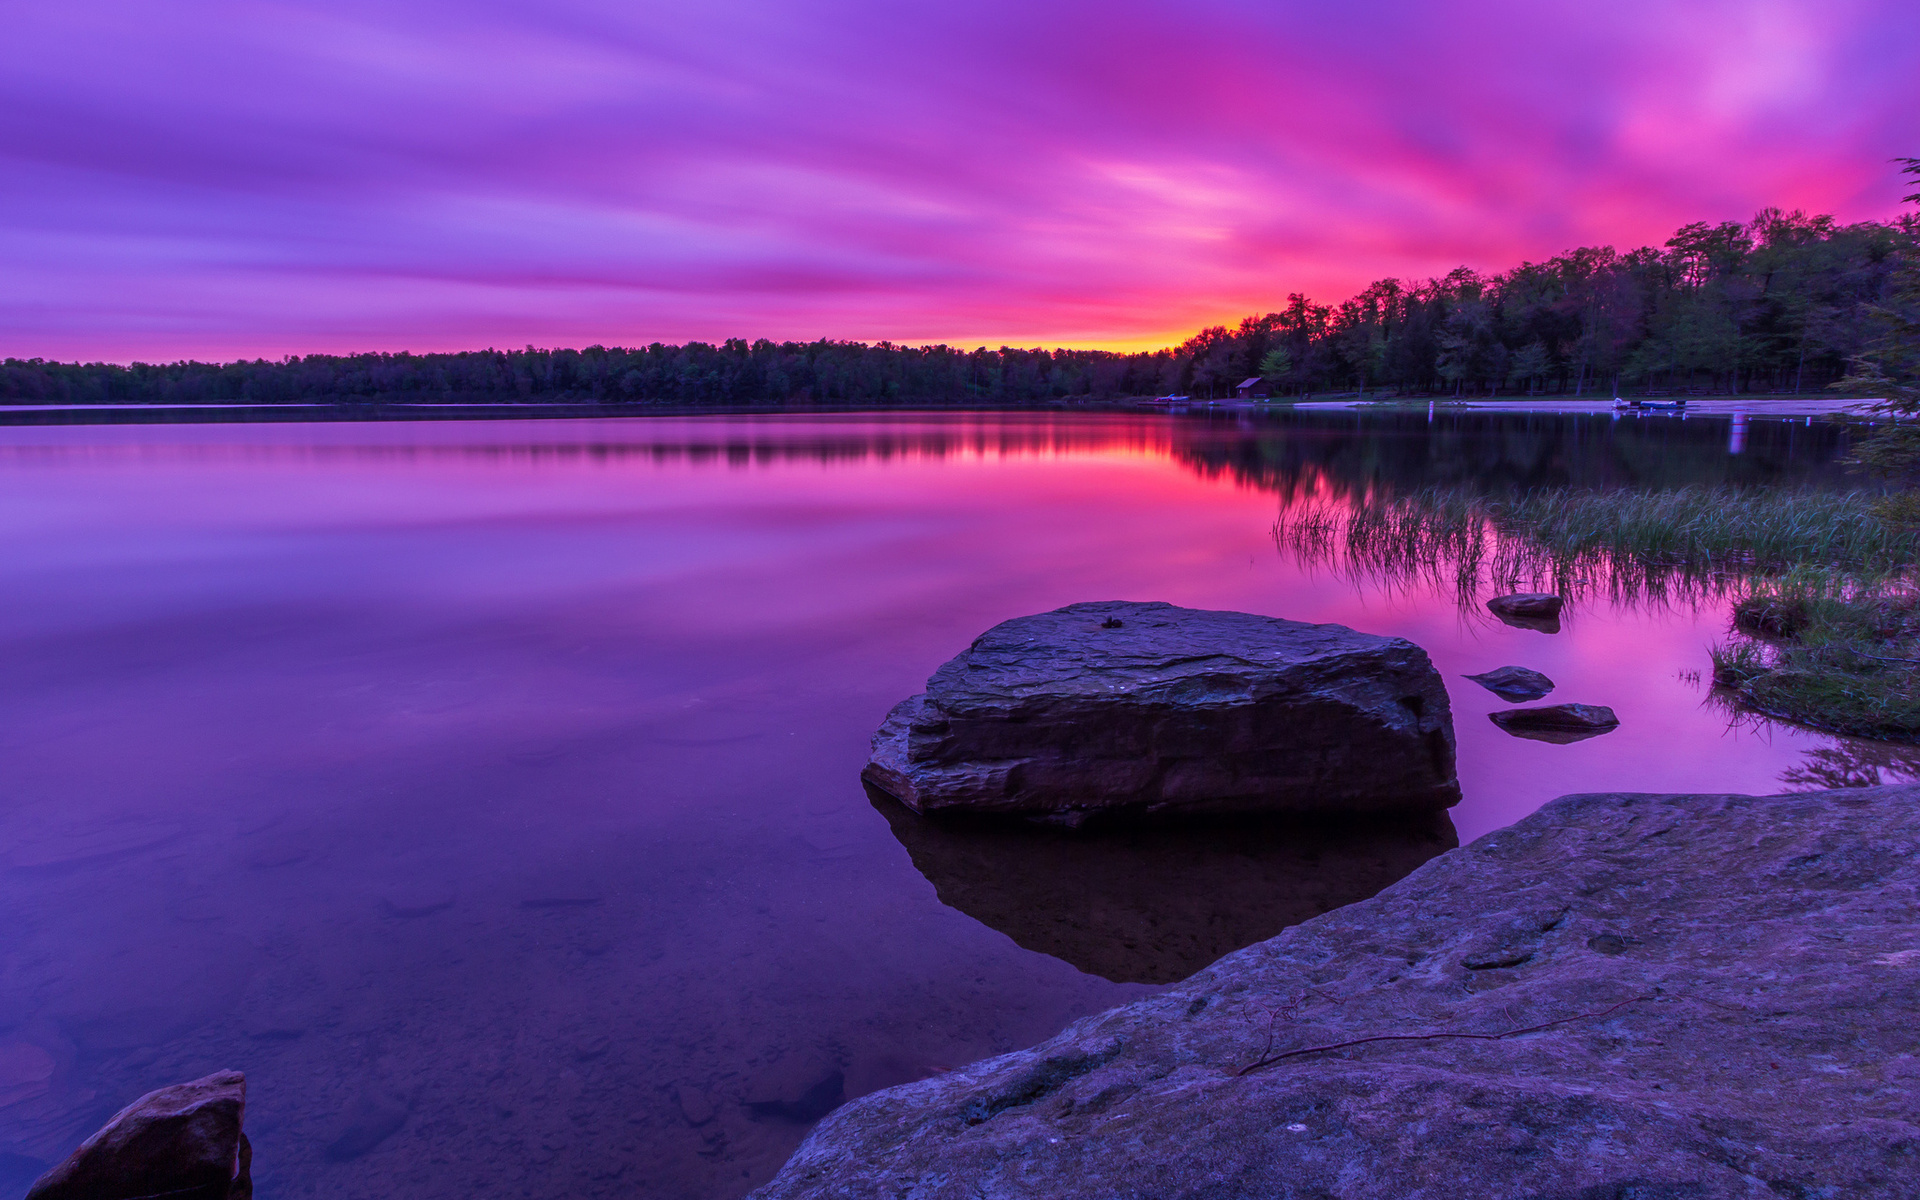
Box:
xmin=379 ymin=883 xmax=455 ymax=918
xmin=1486 ymin=592 xmax=1564 ymax=633
xmin=1490 ymin=702 xmax=1620 ymax=744
xmin=871 ymin=785 xmax=1457 ymax=984
xmin=747 ymin=1071 xmax=846 ymax=1125
xmin=862 ymin=601 xmax=1459 ymax=827
xmin=27 ymin=1070 xmax=250 ymax=1200
xmin=751 ymin=785 xmax=1920 ymax=1199
xmin=323 ymin=1092 xmax=409 ymax=1161
xmin=1462 ymin=665 xmax=1554 ymax=702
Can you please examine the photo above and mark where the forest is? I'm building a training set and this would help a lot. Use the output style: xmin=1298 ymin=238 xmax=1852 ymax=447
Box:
xmin=5 ymin=206 xmax=1916 ymax=407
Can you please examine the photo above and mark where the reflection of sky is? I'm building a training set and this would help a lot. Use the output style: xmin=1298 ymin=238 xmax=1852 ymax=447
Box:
xmin=0 ymin=412 xmax=1906 ymax=1198
xmin=0 ymin=414 xmax=1873 ymax=841
xmin=3 ymin=0 xmax=1917 ymax=360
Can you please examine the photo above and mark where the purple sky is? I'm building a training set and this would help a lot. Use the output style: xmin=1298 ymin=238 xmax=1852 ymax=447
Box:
xmin=4 ymin=0 xmax=1917 ymax=362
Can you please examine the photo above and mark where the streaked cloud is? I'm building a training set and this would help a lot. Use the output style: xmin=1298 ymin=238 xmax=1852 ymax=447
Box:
xmin=2 ymin=0 xmax=1915 ymax=361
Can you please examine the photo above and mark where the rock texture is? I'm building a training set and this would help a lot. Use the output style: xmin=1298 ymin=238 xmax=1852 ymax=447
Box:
xmin=1491 ymin=702 xmax=1620 ymax=744
xmin=27 ymin=1070 xmax=250 ymax=1200
xmin=871 ymin=786 xmax=1457 ymax=983
xmin=1462 ymin=665 xmax=1554 ymax=702
xmin=862 ymin=601 xmax=1459 ymax=826
xmin=752 ymin=785 xmax=1920 ymax=1199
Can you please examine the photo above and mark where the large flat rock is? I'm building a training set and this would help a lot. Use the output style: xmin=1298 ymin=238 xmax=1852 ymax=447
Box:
xmin=862 ymin=601 xmax=1459 ymax=826
xmin=753 ymin=785 xmax=1920 ymax=1199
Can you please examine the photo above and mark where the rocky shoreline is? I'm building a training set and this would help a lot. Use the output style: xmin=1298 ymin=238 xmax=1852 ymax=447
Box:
xmin=752 ymin=784 xmax=1920 ymax=1198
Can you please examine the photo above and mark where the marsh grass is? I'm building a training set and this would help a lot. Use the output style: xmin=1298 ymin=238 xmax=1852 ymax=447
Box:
xmin=1277 ymin=485 xmax=1920 ymax=739
xmin=1709 ymin=575 xmax=1920 ymax=740
xmin=1276 ymin=485 xmax=1920 ymax=608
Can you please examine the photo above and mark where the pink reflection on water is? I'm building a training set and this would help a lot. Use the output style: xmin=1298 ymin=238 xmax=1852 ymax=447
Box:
xmin=0 ymin=411 xmax=1888 ymax=1199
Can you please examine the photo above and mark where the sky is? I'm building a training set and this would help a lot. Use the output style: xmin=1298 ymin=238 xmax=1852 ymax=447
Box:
xmin=2 ymin=0 xmax=1918 ymax=363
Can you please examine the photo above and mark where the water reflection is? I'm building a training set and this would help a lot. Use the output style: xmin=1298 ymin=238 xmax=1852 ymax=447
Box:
xmin=1779 ymin=738 xmax=1920 ymax=791
xmin=0 ymin=409 xmax=1876 ymax=1200
xmin=1170 ymin=407 xmax=1849 ymax=497
xmin=872 ymin=787 xmax=1458 ymax=985
xmin=0 ymin=406 xmax=1853 ymax=492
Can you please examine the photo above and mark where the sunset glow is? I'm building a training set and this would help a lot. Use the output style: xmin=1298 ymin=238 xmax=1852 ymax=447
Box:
xmin=4 ymin=0 xmax=1917 ymax=361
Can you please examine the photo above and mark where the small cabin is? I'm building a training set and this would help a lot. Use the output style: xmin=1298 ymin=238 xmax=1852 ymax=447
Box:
xmin=1235 ymin=376 xmax=1269 ymax=399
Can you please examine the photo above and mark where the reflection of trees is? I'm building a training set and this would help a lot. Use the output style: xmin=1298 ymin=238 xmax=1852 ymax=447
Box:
xmin=1169 ymin=409 xmax=1866 ymax=614
xmin=3 ymin=410 xmax=1850 ymax=497
xmin=0 ymin=414 xmax=1182 ymax=470
xmin=1780 ymin=739 xmax=1920 ymax=791
xmin=1168 ymin=410 xmax=1851 ymax=505
xmin=1270 ymin=482 xmax=1912 ymax=615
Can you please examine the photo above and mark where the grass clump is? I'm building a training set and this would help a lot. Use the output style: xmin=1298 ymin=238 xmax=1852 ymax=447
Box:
xmin=1710 ymin=576 xmax=1920 ymax=740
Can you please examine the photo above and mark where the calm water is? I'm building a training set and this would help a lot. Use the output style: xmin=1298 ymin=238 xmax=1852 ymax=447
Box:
xmin=0 ymin=410 xmax=1904 ymax=1199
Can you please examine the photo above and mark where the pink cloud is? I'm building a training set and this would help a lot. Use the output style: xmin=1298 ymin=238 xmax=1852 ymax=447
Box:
xmin=2 ymin=0 xmax=1916 ymax=361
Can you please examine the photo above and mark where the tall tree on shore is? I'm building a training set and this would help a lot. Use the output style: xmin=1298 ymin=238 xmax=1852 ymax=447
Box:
xmin=1839 ymin=158 xmax=1920 ymax=512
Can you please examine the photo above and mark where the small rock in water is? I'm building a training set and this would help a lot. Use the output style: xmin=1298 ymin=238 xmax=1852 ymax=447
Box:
xmin=379 ymin=884 xmax=454 ymax=919
xmin=1489 ymin=702 xmax=1619 ymax=743
xmin=745 ymin=1070 xmax=845 ymax=1124
xmin=323 ymin=1093 xmax=409 ymax=1162
xmin=1463 ymin=665 xmax=1555 ymax=702
xmin=166 ymin=890 xmax=228 ymax=924
xmin=673 ymin=1086 xmax=715 ymax=1127
xmin=573 ymin=1033 xmax=611 ymax=1061
xmin=239 ymin=1005 xmax=311 ymax=1042
xmin=245 ymin=843 xmax=308 ymax=869
xmin=1486 ymin=592 xmax=1564 ymax=632
xmin=519 ymin=875 xmax=604 ymax=908
xmin=0 ymin=1040 xmax=58 ymax=1109
xmin=25 ymin=1070 xmax=250 ymax=1200
xmin=1486 ymin=592 xmax=1564 ymax=619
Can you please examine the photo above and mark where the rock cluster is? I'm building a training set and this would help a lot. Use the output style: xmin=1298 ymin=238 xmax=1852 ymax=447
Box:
xmin=752 ymin=785 xmax=1920 ymax=1199
xmin=862 ymin=601 xmax=1459 ymax=827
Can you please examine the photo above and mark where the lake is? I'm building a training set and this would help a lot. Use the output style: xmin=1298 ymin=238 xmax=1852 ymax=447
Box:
xmin=0 ymin=408 xmax=1905 ymax=1200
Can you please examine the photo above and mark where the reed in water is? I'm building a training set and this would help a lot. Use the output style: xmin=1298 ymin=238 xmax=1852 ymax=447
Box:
xmin=1276 ymin=484 xmax=1920 ymax=739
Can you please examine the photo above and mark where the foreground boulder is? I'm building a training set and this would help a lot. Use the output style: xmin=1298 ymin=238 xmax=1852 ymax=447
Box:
xmin=862 ymin=601 xmax=1459 ymax=827
xmin=28 ymin=1071 xmax=249 ymax=1200
xmin=752 ymin=786 xmax=1920 ymax=1199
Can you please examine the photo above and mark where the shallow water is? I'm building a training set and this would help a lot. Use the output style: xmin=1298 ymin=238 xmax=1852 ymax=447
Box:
xmin=0 ymin=410 xmax=1907 ymax=1199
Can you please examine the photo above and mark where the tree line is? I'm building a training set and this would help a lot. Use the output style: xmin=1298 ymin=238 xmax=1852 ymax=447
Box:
xmin=5 ymin=205 xmax=1916 ymax=407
